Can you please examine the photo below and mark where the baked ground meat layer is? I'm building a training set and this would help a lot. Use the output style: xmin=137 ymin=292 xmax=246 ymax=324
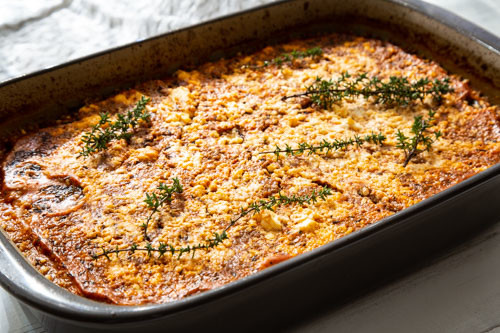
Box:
xmin=1 ymin=34 xmax=499 ymax=305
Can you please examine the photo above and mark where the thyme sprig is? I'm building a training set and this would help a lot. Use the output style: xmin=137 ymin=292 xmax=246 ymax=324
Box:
xmin=260 ymin=132 xmax=386 ymax=159
xmin=224 ymin=185 xmax=332 ymax=232
xmin=91 ymin=186 xmax=332 ymax=260
xmin=396 ymin=110 xmax=441 ymax=167
xmin=79 ymin=96 xmax=151 ymax=157
xmin=141 ymin=178 xmax=183 ymax=241
xmin=263 ymin=47 xmax=323 ymax=67
xmin=282 ymin=72 xmax=453 ymax=108
xmin=91 ymin=231 xmax=229 ymax=261
xmin=244 ymin=47 xmax=323 ymax=69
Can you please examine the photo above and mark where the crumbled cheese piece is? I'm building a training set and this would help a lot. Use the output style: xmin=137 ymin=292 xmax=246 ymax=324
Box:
xmin=292 ymin=209 xmax=320 ymax=232
xmin=255 ymin=210 xmax=282 ymax=231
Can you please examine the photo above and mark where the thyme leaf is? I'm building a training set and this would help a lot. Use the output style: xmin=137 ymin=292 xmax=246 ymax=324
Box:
xmin=91 ymin=186 xmax=332 ymax=260
xmin=90 ymin=231 xmax=229 ymax=261
xmin=396 ymin=110 xmax=441 ymax=167
xmin=263 ymin=47 xmax=323 ymax=67
xmin=223 ymin=185 xmax=332 ymax=232
xmin=282 ymin=72 xmax=453 ymax=108
xmin=141 ymin=178 xmax=183 ymax=241
xmin=260 ymin=132 xmax=386 ymax=159
xmin=79 ymin=96 xmax=151 ymax=157
xmin=244 ymin=47 xmax=323 ymax=69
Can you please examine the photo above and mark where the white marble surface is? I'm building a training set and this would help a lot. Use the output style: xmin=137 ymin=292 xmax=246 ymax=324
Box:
xmin=0 ymin=0 xmax=499 ymax=332
xmin=0 ymin=0 xmax=273 ymax=82
xmin=291 ymin=221 xmax=500 ymax=333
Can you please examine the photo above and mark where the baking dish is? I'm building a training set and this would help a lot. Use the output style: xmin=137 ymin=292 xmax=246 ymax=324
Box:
xmin=0 ymin=0 xmax=499 ymax=331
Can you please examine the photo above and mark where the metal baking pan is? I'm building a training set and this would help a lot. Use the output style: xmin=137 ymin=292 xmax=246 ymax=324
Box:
xmin=0 ymin=0 xmax=499 ymax=332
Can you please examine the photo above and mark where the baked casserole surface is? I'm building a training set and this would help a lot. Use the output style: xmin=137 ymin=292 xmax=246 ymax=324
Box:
xmin=1 ymin=34 xmax=499 ymax=305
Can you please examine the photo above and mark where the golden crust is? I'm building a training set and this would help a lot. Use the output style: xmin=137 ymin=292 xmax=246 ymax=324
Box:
xmin=1 ymin=34 xmax=499 ymax=305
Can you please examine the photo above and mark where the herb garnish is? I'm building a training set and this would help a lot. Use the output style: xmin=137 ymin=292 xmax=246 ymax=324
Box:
xmin=243 ymin=47 xmax=323 ymax=69
xmin=260 ymin=132 xmax=386 ymax=159
xmin=262 ymin=47 xmax=323 ymax=67
xmin=92 ymin=231 xmax=229 ymax=261
xmin=396 ymin=110 xmax=441 ymax=167
xmin=141 ymin=178 xmax=184 ymax=241
xmin=282 ymin=72 xmax=453 ymax=108
xmin=227 ymin=186 xmax=332 ymax=230
xmin=91 ymin=186 xmax=332 ymax=260
xmin=79 ymin=96 xmax=151 ymax=157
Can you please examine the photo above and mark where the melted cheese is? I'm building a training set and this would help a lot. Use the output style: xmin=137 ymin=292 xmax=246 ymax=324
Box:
xmin=1 ymin=34 xmax=499 ymax=305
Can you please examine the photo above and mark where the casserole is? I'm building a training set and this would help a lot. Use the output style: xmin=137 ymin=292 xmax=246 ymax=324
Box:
xmin=0 ymin=0 xmax=499 ymax=331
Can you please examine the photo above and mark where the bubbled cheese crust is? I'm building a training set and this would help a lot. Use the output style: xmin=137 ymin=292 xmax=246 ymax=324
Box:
xmin=1 ymin=34 xmax=499 ymax=305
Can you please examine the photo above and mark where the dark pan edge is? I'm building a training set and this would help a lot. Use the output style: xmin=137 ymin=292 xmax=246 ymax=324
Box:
xmin=0 ymin=0 xmax=498 ymax=89
xmin=0 ymin=0 xmax=498 ymax=138
xmin=399 ymin=0 xmax=499 ymax=52
xmin=2 ymin=163 xmax=500 ymax=327
xmin=0 ymin=0 xmax=499 ymax=329
xmin=0 ymin=0 xmax=500 ymax=88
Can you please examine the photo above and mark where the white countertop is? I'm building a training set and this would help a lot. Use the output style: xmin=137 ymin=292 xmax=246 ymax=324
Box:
xmin=1 ymin=1 xmax=499 ymax=332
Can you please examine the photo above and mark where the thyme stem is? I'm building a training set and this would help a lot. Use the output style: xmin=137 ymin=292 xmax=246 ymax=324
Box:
xmin=396 ymin=110 xmax=441 ymax=167
xmin=223 ymin=185 xmax=332 ymax=232
xmin=245 ymin=47 xmax=323 ymax=69
xmin=260 ymin=133 xmax=386 ymax=159
xmin=79 ymin=96 xmax=151 ymax=157
xmin=263 ymin=47 xmax=323 ymax=67
xmin=141 ymin=178 xmax=183 ymax=241
xmin=283 ymin=73 xmax=453 ymax=108
xmin=91 ymin=186 xmax=332 ymax=260
xmin=91 ymin=232 xmax=229 ymax=261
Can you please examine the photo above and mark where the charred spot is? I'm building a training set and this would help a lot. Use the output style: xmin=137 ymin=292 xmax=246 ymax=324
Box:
xmin=32 ymin=202 xmax=47 ymax=213
xmin=8 ymin=150 xmax=39 ymax=166
xmin=14 ymin=163 xmax=42 ymax=178
xmin=235 ymin=126 xmax=245 ymax=141
xmin=41 ymin=183 xmax=83 ymax=201
xmin=156 ymin=219 xmax=164 ymax=229
xmin=31 ymin=181 xmax=84 ymax=214
xmin=368 ymin=195 xmax=380 ymax=204
xmin=28 ymin=164 xmax=41 ymax=171
xmin=39 ymin=132 xmax=53 ymax=144
xmin=465 ymin=95 xmax=477 ymax=106
xmin=299 ymin=97 xmax=313 ymax=109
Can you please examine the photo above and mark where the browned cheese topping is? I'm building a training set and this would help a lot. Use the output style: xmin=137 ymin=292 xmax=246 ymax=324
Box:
xmin=1 ymin=34 xmax=499 ymax=305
